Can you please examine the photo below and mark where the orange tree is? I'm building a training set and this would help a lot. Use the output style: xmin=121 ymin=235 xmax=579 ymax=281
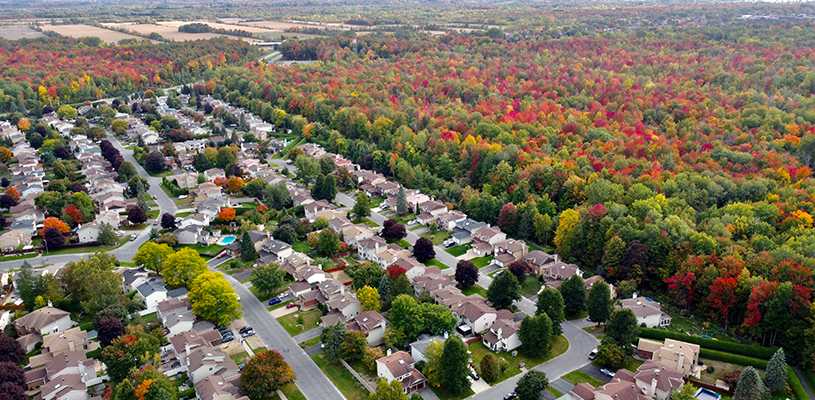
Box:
xmin=239 ymin=350 xmax=295 ymax=399
xmin=41 ymin=217 xmax=70 ymax=236
xmin=217 ymin=207 xmax=236 ymax=222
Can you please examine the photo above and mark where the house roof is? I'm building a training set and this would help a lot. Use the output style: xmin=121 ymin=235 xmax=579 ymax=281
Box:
xmin=377 ymin=351 xmax=416 ymax=378
xmin=195 ymin=375 xmax=245 ymax=400
xmin=40 ymin=373 xmax=86 ymax=399
xmin=413 ymin=273 xmax=454 ymax=292
xmin=15 ymin=307 xmax=69 ymax=331
xmin=45 ymin=350 xmax=90 ymax=378
xmin=634 ymin=362 xmax=685 ymax=393
xmin=358 ymin=236 xmax=386 ymax=250
xmin=169 ymin=330 xmax=209 ymax=355
xmin=494 ymin=253 xmax=516 ymax=264
xmin=454 ymin=299 xmax=496 ymax=323
xmin=619 ymin=298 xmax=663 ymax=319
xmin=571 ymin=383 xmax=596 ymax=400
xmin=327 ymin=292 xmax=358 ymax=311
xmin=289 ymin=281 xmax=312 ymax=294
xmin=353 ymin=311 xmax=387 ymax=332
xmin=594 ymin=374 xmax=652 ymax=400
xmin=136 ymin=279 xmax=166 ymax=298
xmin=43 ymin=327 xmax=87 ymax=354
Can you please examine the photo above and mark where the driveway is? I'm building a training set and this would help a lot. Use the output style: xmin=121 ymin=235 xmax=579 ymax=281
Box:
xmin=469 ymin=377 xmax=491 ymax=394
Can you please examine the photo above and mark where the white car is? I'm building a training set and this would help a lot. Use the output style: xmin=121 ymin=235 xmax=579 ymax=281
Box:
xmin=178 ymin=195 xmax=188 ymax=199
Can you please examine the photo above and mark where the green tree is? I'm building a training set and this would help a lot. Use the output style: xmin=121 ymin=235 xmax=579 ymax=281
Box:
xmin=733 ymin=367 xmax=768 ymax=400
xmin=422 ymin=339 xmax=445 ymax=388
xmin=240 ymin=230 xmax=259 ymax=261
xmin=250 ymin=263 xmax=286 ymax=296
xmin=602 ymin=236 xmax=625 ymax=277
xmin=133 ymin=242 xmax=174 ymax=275
xmin=388 ymin=294 xmax=418 ymax=337
xmin=535 ymin=288 xmax=565 ymax=336
xmin=320 ymin=321 xmax=347 ymax=362
xmin=63 ymin=252 xmax=121 ymax=314
xmin=558 ymin=274 xmax=586 ymax=316
xmin=341 ymin=330 xmax=368 ymax=362
xmin=188 ymin=271 xmax=243 ymax=326
xmin=487 ymin=271 xmax=521 ymax=309
xmin=162 ymin=248 xmax=208 ymax=288
xmin=396 ymin=185 xmax=408 ymax=216
xmin=112 ymin=380 xmax=136 ymax=400
xmin=763 ymin=348 xmax=787 ymax=392
xmin=240 ymin=350 xmax=296 ymax=399
xmin=587 ymin=281 xmax=613 ymax=325
xmin=352 ymin=192 xmax=371 ymax=220
xmin=515 ymin=370 xmax=549 ymax=400
xmin=97 ymin=223 xmax=118 ymax=246
xmin=602 ymin=308 xmax=638 ymax=355
xmin=294 ymin=155 xmax=320 ymax=186
xmin=518 ymin=313 xmax=552 ymax=357
xmin=595 ymin=343 xmax=626 ymax=370
xmin=216 ymin=146 xmax=237 ymax=168
xmin=100 ymin=327 xmax=161 ymax=383
xmin=670 ymin=383 xmax=697 ymax=400
xmin=358 ymin=285 xmax=380 ymax=312
xmin=441 ymin=336 xmax=470 ymax=395
xmin=479 ymin=353 xmax=500 ymax=384
xmin=15 ymin=262 xmax=37 ymax=311
xmin=370 ymin=378 xmax=408 ymax=400
xmin=353 ymin=263 xmax=385 ymax=290
xmin=57 ymin=105 xmax=78 ymax=119
xmin=318 ymin=228 xmax=341 ymax=256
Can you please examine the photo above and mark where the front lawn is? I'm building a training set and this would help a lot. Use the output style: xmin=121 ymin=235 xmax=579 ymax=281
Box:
xmin=44 ymin=237 xmax=129 ymax=256
xmin=299 ymin=337 xmax=321 ymax=348
xmin=395 ymin=239 xmax=411 ymax=248
xmin=311 ymin=353 xmax=370 ymax=400
xmin=429 ymin=386 xmax=475 ymax=400
xmin=292 ymin=241 xmax=310 ymax=253
xmin=420 ymin=230 xmax=452 ymax=245
xmin=562 ymin=370 xmax=606 ymax=387
xmin=468 ymin=336 xmax=569 ymax=384
xmin=0 ymin=253 xmax=38 ymax=262
xmin=519 ymin=275 xmax=542 ymax=298
xmin=446 ymin=243 xmax=471 ymax=257
xmin=279 ymin=384 xmax=307 ymax=400
xmin=267 ymin=299 xmax=295 ymax=311
xmin=358 ymin=218 xmax=379 ymax=228
xmin=249 ymin=284 xmax=288 ymax=303
xmin=424 ymin=258 xmax=448 ymax=270
xmin=471 ymin=256 xmax=493 ymax=268
xmin=174 ymin=197 xmax=194 ymax=206
xmin=175 ymin=211 xmax=193 ymax=218
xmin=277 ymin=309 xmax=321 ymax=336
xmin=460 ymin=284 xmax=487 ymax=298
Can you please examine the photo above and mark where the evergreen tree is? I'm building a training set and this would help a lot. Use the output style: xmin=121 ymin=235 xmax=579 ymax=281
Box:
xmin=587 ymin=281 xmax=613 ymax=325
xmin=479 ymin=353 xmax=500 ymax=384
xmin=733 ymin=367 xmax=767 ymax=400
xmin=602 ymin=308 xmax=638 ymax=355
xmin=487 ymin=271 xmax=521 ymax=309
xmin=440 ymin=337 xmax=470 ymax=395
xmin=377 ymin=274 xmax=391 ymax=301
xmin=558 ymin=274 xmax=586 ymax=316
xmin=396 ymin=186 xmax=408 ymax=216
xmin=97 ymin=223 xmax=118 ymax=246
xmin=240 ymin=231 xmax=258 ymax=261
xmin=518 ymin=314 xmax=553 ymax=357
xmin=535 ymin=288 xmax=565 ymax=336
xmin=515 ymin=370 xmax=549 ymax=400
xmin=763 ymin=348 xmax=787 ymax=393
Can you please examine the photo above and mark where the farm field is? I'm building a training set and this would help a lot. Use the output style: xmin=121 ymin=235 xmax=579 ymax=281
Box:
xmin=0 ymin=26 xmax=45 ymax=40
xmin=39 ymin=24 xmax=156 ymax=44
xmin=101 ymin=22 xmax=256 ymax=42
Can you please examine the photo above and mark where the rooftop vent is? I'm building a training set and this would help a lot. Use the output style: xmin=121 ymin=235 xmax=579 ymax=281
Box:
xmin=398 ymin=360 xmax=405 ymax=365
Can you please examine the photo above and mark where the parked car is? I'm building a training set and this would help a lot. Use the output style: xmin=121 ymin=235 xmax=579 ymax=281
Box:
xmin=216 ymin=325 xmax=228 ymax=331
xmin=178 ymin=195 xmax=188 ymax=199
xmin=286 ymin=302 xmax=298 ymax=309
xmin=600 ymin=368 xmax=616 ymax=377
xmin=503 ymin=393 xmax=517 ymax=400
xmin=469 ymin=370 xmax=480 ymax=380
xmin=239 ymin=326 xmax=252 ymax=334
xmin=269 ymin=298 xmax=282 ymax=306
xmin=153 ymin=220 xmax=158 ymax=225
xmin=217 ymin=251 xmax=227 ymax=258
xmin=221 ymin=335 xmax=234 ymax=343
xmin=277 ymin=292 xmax=288 ymax=299
xmin=240 ymin=330 xmax=255 ymax=338
xmin=129 ymin=234 xmax=137 ymax=241
xmin=589 ymin=348 xmax=598 ymax=360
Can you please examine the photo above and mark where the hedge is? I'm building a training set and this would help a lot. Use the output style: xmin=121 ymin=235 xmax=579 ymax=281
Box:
xmin=638 ymin=328 xmax=778 ymax=359
xmin=699 ymin=348 xmax=768 ymax=369
xmin=788 ymin=366 xmax=808 ymax=400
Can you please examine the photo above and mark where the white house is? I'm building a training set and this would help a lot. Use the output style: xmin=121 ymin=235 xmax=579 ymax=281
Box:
xmin=347 ymin=311 xmax=389 ymax=346
xmin=357 ymin=236 xmax=387 ymax=261
xmin=453 ymin=299 xmax=497 ymax=335
xmin=293 ymin=266 xmax=330 ymax=286
xmin=14 ymin=307 xmax=74 ymax=336
xmin=40 ymin=374 xmax=87 ymax=400
xmin=326 ymin=292 xmax=361 ymax=322
xmin=96 ymin=209 xmax=121 ymax=229
xmin=634 ymin=362 xmax=685 ymax=400
xmin=619 ymin=297 xmax=672 ymax=328
xmin=174 ymin=226 xmax=206 ymax=245
xmin=376 ymin=351 xmax=427 ymax=394
xmin=135 ymin=279 xmax=168 ymax=311
xmin=482 ymin=311 xmax=522 ymax=352
xmin=76 ymin=222 xmax=101 ymax=244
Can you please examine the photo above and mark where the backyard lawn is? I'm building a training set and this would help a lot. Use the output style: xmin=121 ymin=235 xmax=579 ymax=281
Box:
xmin=311 ymin=354 xmax=370 ymax=400
xmin=468 ymin=336 xmax=569 ymax=384
xmin=446 ymin=243 xmax=471 ymax=257
xmin=519 ymin=275 xmax=542 ymax=297
xmin=420 ymin=230 xmax=452 ymax=245
xmin=277 ymin=309 xmax=321 ymax=336
xmin=562 ymin=370 xmax=606 ymax=387
xmin=460 ymin=285 xmax=488 ymax=298
xmin=471 ymin=256 xmax=493 ymax=268
xmin=292 ymin=241 xmax=310 ymax=253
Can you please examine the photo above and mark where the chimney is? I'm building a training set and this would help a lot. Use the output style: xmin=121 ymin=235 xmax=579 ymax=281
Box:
xmin=68 ymin=339 xmax=75 ymax=352
xmin=386 ymin=349 xmax=392 ymax=356
xmin=650 ymin=378 xmax=657 ymax=396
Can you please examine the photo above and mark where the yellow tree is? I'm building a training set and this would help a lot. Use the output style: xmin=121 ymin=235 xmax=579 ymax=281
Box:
xmin=162 ymin=248 xmax=208 ymax=288
xmin=553 ymin=209 xmax=579 ymax=257
xmin=358 ymin=285 xmax=380 ymax=312
xmin=133 ymin=242 xmax=174 ymax=276
xmin=188 ymin=271 xmax=243 ymax=326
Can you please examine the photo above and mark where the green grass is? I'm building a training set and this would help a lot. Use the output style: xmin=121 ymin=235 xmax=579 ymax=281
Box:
xmin=409 ymin=225 xmax=425 ymax=231
xmin=429 ymin=386 xmax=475 ymax=400
xmin=292 ymin=241 xmax=310 ymax=253
xmin=267 ymin=299 xmax=295 ymax=311
xmin=469 ymin=336 xmax=569 ymax=384
xmin=567 ymin=310 xmax=589 ymax=320
xmin=519 ymin=275 xmax=542 ymax=298
xmin=622 ymin=358 xmax=645 ymax=372
xmin=85 ymin=348 xmax=102 ymax=360
xmin=146 ymin=169 xmax=175 ymax=178
xmin=461 ymin=284 xmax=487 ymax=298
xmin=446 ymin=243 xmax=471 ymax=257
xmin=562 ymin=370 xmax=606 ymax=387
xmin=142 ymin=312 xmax=158 ymax=324
xmin=369 ymin=197 xmax=383 ymax=208
xmin=803 ymin=369 xmax=815 ymax=397
xmin=231 ymin=351 xmax=250 ymax=365
xmin=311 ymin=353 xmax=370 ymax=400
xmin=44 ymin=237 xmax=129 ymax=256
xmin=250 ymin=284 xmax=289 ymax=303
xmin=147 ymin=209 xmax=159 ymax=219
xmin=425 ymin=258 xmax=448 ymax=270
xmin=175 ymin=243 xmax=225 ymax=256
xmin=299 ymin=336 xmax=321 ymax=348
xmin=175 ymin=211 xmax=193 ymax=218
xmin=359 ymin=217 xmax=379 ymax=228
xmin=396 ymin=239 xmax=411 ymax=248
xmin=279 ymin=384 xmax=307 ymax=400
xmin=419 ymin=230 xmax=452 ymax=245
xmin=143 ymin=193 xmax=154 ymax=201
xmin=277 ymin=309 xmax=321 ymax=336
xmin=174 ymin=197 xmax=194 ymax=206
xmin=471 ymin=256 xmax=493 ymax=268
xmin=546 ymin=387 xmax=564 ymax=397
xmin=0 ymin=253 xmax=38 ymax=262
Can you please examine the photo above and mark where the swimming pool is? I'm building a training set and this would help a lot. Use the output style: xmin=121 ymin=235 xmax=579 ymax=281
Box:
xmin=694 ymin=388 xmax=722 ymax=400
xmin=218 ymin=236 xmax=236 ymax=245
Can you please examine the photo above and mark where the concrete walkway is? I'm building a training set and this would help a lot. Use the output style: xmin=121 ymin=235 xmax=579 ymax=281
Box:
xmin=550 ymin=379 xmax=575 ymax=396
xmin=293 ymin=327 xmax=323 ymax=344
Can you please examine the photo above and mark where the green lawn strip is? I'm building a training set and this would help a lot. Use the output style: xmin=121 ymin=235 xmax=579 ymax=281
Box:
xmin=519 ymin=275 xmax=542 ymax=298
xmin=567 ymin=311 xmax=589 ymax=320
xmin=369 ymin=197 xmax=383 ymax=208
xmin=359 ymin=217 xmax=379 ymax=228
xmin=446 ymin=243 xmax=471 ymax=257
xmin=85 ymin=348 xmax=102 ymax=360
xmin=279 ymin=384 xmax=307 ymax=400
xmin=250 ymin=284 xmax=287 ymax=303
xmin=121 ymin=225 xmax=147 ymax=231
xmin=277 ymin=309 xmax=321 ymax=336
xmin=267 ymin=299 xmax=295 ymax=311
xmin=424 ymin=258 xmax=448 ymax=270
xmin=147 ymin=210 xmax=159 ymax=219
xmin=803 ymin=369 xmax=815 ymax=397
xmin=546 ymin=387 xmax=564 ymax=397
xmin=142 ymin=312 xmax=158 ymax=324
xmin=468 ymin=336 xmax=568 ymax=384
xmin=292 ymin=241 xmax=309 ymax=253
xmin=409 ymin=225 xmax=424 ymax=231
xmin=429 ymin=386 xmax=475 ymax=400
xmin=396 ymin=239 xmax=411 ymax=248
xmin=175 ymin=211 xmax=193 ymax=218
xmin=143 ymin=193 xmax=154 ymax=201
xmin=310 ymin=353 xmax=370 ymax=400
xmin=460 ymin=285 xmax=487 ymax=298
xmin=147 ymin=169 xmax=175 ymax=178
xmin=0 ymin=253 xmax=38 ymax=262
xmin=788 ymin=366 xmax=809 ymax=400
xmin=299 ymin=337 xmax=321 ymax=348
xmin=419 ymin=230 xmax=452 ymax=245
xmin=562 ymin=370 xmax=606 ymax=387
xmin=174 ymin=197 xmax=194 ymax=206
xmin=622 ymin=358 xmax=645 ymax=372
xmin=230 ymin=351 xmax=250 ymax=365
xmin=582 ymin=326 xmax=605 ymax=335
xmin=44 ymin=237 xmax=129 ymax=256
xmin=471 ymin=256 xmax=493 ymax=268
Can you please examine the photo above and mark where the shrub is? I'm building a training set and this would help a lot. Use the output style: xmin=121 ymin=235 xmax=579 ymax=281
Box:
xmin=787 ymin=366 xmax=808 ymax=400
xmin=638 ymin=328 xmax=777 ymax=359
xmin=699 ymin=349 xmax=768 ymax=369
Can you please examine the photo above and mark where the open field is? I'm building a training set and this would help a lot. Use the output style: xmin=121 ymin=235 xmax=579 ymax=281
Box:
xmin=102 ymin=22 xmax=254 ymax=42
xmin=40 ymin=24 xmax=156 ymax=44
xmin=0 ymin=26 xmax=45 ymax=40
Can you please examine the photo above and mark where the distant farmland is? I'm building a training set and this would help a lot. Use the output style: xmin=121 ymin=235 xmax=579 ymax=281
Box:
xmin=39 ymin=24 xmax=155 ymax=44
xmin=0 ymin=26 xmax=45 ymax=40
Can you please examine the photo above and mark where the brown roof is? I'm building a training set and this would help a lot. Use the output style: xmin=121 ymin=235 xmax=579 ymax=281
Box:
xmin=157 ymin=297 xmax=189 ymax=314
xmin=169 ymin=330 xmax=209 ymax=355
xmin=43 ymin=327 xmax=87 ymax=354
xmin=40 ymin=373 xmax=86 ymax=399
xmin=15 ymin=307 xmax=69 ymax=331
xmin=354 ymin=311 xmax=387 ymax=332
xmin=454 ymin=299 xmax=497 ymax=322
xmin=45 ymin=350 xmax=88 ymax=378
xmin=571 ymin=383 xmax=596 ymax=400
xmin=377 ymin=351 xmax=416 ymax=378
xmin=634 ymin=362 xmax=685 ymax=393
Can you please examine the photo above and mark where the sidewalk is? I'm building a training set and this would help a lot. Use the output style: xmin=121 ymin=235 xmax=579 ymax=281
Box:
xmin=293 ymin=326 xmax=323 ymax=344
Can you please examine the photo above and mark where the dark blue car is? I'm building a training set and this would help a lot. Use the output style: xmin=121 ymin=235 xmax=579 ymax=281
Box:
xmin=269 ymin=298 xmax=282 ymax=306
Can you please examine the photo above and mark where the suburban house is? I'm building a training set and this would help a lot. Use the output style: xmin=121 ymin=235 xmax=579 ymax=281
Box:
xmin=14 ymin=306 xmax=73 ymax=336
xmin=174 ymin=172 xmax=200 ymax=189
xmin=39 ymin=374 xmax=87 ymax=400
xmin=96 ymin=209 xmax=122 ymax=229
xmin=453 ymin=299 xmax=498 ymax=335
xmin=174 ymin=226 xmax=207 ymax=245
xmin=194 ymin=375 xmax=248 ymax=400
xmin=293 ymin=266 xmax=330 ymax=286
xmin=347 ymin=310 xmax=389 ymax=346
xmin=432 ymin=287 xmax=468 ymax=310
xmin=374 ymin=247 xmax=411 ymax=269
xmin=482 ymin=310 xmax=522 ymax=352
xmin=435 ymin=210 xmax=467 ymax=231
xmin=409 ymin=334 xmax=446 ymax=363
xmin=135 ymin=279 xmax=168 ymax=311
xmin=326 ymin=292 xmax=361 ymax=322
xmin=413 ymin=273 xmax=455 ymax=296
xmin=636 ymin=338 xmax=700 ymax=376
xmin=524 ymin=251 xmax=559 ymax=276
xmin=157 ymin=297 xmax=195 ymax=336
xmin=376 ymin=351 xmax=427 ymax=394
xmin=343 ymin=224 xmax=377 ymax=248
xmin=619 ymin=297 xmax=672 ymax=328
xmin=633 ymin=362 xmax=686 ymax=400
xmin=166 ymin=330 xmax=239 ymax=383
xmin=305 ymin=200 xmax=336 ymax=221
xmin=0 ymin=230 xmax=31 ymax=251
xmin=493 ymin=239 xmax=529 ymax=260
xmin=418 ymin=200 xmax=447 ymax=217
xmin=42 ymin=327 xmax=96 ymax=356
xmin=203 ymin=168 xmax=226 ymax=182
xmin=290 ymin=189 xmax=314 ymax=207
xmin=357 ymin=236 xmax=388 ymax=261
xmin=123 ymin=267 xmax=150 ymax=293
xmin=76 ymin=222 xmax=101 ymax=244
xmin=391 ymin=257 xmax=426 ymax=281
xmin=450 ymin=219 xmax=486 ymax=245
xmin=570 ymin=369 xmax=656 ymax=400
xmin=186 ymin=346 xmax=241 ymax=384
xmin=585 ymin=276 xmax=617 ymax=299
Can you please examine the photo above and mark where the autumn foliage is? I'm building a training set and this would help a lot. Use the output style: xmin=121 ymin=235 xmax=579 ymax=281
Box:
xmin=41 ymin=217 xmax=70 ymax=236
xmin=217 ymin=207 xmax=236 ymax=221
